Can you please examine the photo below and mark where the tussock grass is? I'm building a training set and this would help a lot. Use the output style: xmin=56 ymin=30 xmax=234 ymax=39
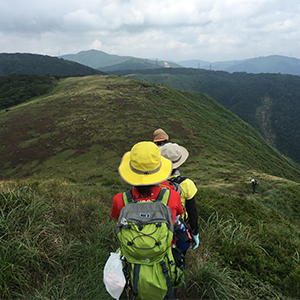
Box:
xmin=186 ymin=261 xmax=240 ymax=300
xmin=2 ymin=178 xmax=300 ymax=299
xmin=0 ymin=180 xmax=118 ymax=299
xmin=0 ymin=183 xmax=62 ymax=298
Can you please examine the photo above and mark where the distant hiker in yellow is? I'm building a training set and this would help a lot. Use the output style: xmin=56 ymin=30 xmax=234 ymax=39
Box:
xmin=153 ymin=128 xmax=169 ymax=147
xmin=251 ymin=178 xmax=259 ymax=194
xmin=160 ymin=142 xmax=199 ymax=253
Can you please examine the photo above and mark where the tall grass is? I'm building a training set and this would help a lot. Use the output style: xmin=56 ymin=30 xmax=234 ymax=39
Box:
xmin=0 ymin=180 xmax=118 ymax=299
xmin=0 ymin=185 xmax=61 ymax=298
xmin=186 ymin=261 xmax=240 ymax=300
xmin=1 ymin=179 xmax=300 ymax=299
xmin=193 ymin=186 xmax=300 ymax=299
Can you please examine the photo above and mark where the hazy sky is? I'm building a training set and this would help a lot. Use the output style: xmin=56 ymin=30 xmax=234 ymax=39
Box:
xmin=1 ymin=0 xmax=299 ymax=63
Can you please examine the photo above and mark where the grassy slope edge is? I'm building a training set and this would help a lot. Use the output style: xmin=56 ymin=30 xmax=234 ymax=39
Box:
xmin=0 ymin=75 xmax=299 ymax=187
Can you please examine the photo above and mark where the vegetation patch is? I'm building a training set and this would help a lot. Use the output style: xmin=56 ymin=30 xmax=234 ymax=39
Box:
xmin=18 ymin=138 xmax=39 ymax=148
xmin=72 ymin=152 xmax=97 ymax=163
xmin=22 ymin=160 xmax=39 ymax=170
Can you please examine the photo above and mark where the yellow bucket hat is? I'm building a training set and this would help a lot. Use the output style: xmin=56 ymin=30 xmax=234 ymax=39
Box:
xmin=118 ymin=141 xmax=173 ymax=186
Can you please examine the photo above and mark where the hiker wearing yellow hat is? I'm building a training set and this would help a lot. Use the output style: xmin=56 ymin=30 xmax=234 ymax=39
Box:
xmin=160 ymin=142 xmax=199 ymax=252
xmin=111 ymin=141 xmax=184 ymax=224
xmin=153 ymin=128 xmax=169 ymax=147
xmin=110 ymin=141 xmax=185 ymax=300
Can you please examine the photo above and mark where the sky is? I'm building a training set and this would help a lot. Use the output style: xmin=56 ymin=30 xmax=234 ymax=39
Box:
xmin=1 ymin=0 xmax=299 ymax=63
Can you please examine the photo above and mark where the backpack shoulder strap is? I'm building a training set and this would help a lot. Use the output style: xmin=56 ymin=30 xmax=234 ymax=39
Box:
xmin=169 ymin=175 xmax=187 ymax=185
xmin=123 ymin=190 xmax=134 ymax=206
xmin=170 ymin=175 xmax=197 ymax=189
xmin=123 ymin=188 xmax=170 ymax=206
xmin=160 ymin=258 xmax=173 ymax=299
xmin=156 ymin=188 xmax=170 ymax=206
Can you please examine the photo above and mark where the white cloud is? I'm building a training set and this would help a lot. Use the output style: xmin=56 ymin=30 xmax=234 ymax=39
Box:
xmin=63 ymin=9 xmax=103 ymax=31
xmin=90 ymin=39 xmax=103 ymax=50
xmin=0 ymin=0 xmax=299 ymax=61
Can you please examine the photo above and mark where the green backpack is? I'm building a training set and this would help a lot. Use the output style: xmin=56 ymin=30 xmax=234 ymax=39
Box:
xmin=117 ymin=188 xmax=184 ymax=300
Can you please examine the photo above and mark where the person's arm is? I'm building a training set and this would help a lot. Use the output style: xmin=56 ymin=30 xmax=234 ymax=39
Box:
xmin=185 ymin=196 xmax=198 ymax=235
xmin=180 ymin=178 xmax=199 ymax=249
xmin=186 ymin=196 xmax=199 ymax=250
xmin=110 ymin=193 xmax=124 ymax=220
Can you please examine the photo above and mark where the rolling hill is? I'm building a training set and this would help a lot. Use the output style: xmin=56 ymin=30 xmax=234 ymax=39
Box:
xmin=61 ymin=49 xmax=183 ymax=71
xmin=0 ymin=53 xmax=106 ymax=76
xmin=1 ymin=75 xmax=299 ymax=184
xmin=62 ymin=50 xmax=300 ymax=76
xmin=179 ymin=55 xmax=300 ymax=76
xmin=1 ymin=75 xmax=300 ymax=299
xmin=0 ymin=73 xmax=58 ymax=109
xmin=113 ymin=68 xmax=300 ymax=165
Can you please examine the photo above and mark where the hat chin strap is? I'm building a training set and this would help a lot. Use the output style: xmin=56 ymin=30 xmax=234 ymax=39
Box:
xmin=172 ymin=154 xmax=182 ymax=164
xmin=130 ymin=161 xmax=162 ymax=175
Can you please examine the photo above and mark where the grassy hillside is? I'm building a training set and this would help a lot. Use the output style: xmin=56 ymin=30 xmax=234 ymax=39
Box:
xmin=99 ymin=58 xmax=166 ymax=72
xmin=1 ymin=75 xmax=300 ymax=299
xmin=0 ymin=74 xmax=58 ymax=110
xmin=1 ymin=75 xmax=299 ymax=185
xmin=0 ymin=53 xmax=106 ymax=76
xmin=116 ymin=68 xmax=300 ymax=165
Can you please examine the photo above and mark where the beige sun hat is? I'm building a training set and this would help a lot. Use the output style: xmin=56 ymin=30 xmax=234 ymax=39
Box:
xmin=160 ymin=142 xmax=189 ymax=169
xmin=153 ymin=128 xmax=169 ymax=142
xmin=118 ymin=141 xmax=173 ymax=186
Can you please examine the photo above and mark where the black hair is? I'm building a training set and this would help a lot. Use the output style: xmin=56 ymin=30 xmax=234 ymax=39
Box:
xmin=154 ymin=139 xmax=168 ymax=146
xmin=136 ymin=185 xmax=154 ymax=194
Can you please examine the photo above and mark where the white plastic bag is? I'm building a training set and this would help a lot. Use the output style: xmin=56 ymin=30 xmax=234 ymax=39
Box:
xmin=103 ymin=251 xmax=126 ymax=299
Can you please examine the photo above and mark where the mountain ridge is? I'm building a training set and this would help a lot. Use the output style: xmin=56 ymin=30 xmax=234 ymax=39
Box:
xmin=115 ymin=68 xmax=300 ymax=165
xmin=61 ymin=49 xmax=185 ymax=71
xmin=2 ymin=51 xmax=299 ymax=76
xmin=179 ymin=55 xmax=300 ymax=76
xmin=62 ymin=49 xmax=300 ymax=75
xmin=0 ymin=52 xmax=106 ymax=76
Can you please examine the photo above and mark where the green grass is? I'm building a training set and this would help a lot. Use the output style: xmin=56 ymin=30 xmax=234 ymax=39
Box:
xmin=186 ymin=261 xmax=241 ymax=300
xmin=1 ymin=178 xmax=300 ymax=299
xmin=0 ymin=180 xmax=118 ymax=299
xmin=1 ymin=75 xmax=300 ymax=299
xmin=1 ymin=75 xmax=300 ymax=187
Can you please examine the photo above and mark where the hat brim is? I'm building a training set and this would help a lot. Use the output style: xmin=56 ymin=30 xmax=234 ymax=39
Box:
xmin=118 ymin=152 xmax=173 ymax=186
xmin=172 ymin=146 xmax=189 ymax=169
